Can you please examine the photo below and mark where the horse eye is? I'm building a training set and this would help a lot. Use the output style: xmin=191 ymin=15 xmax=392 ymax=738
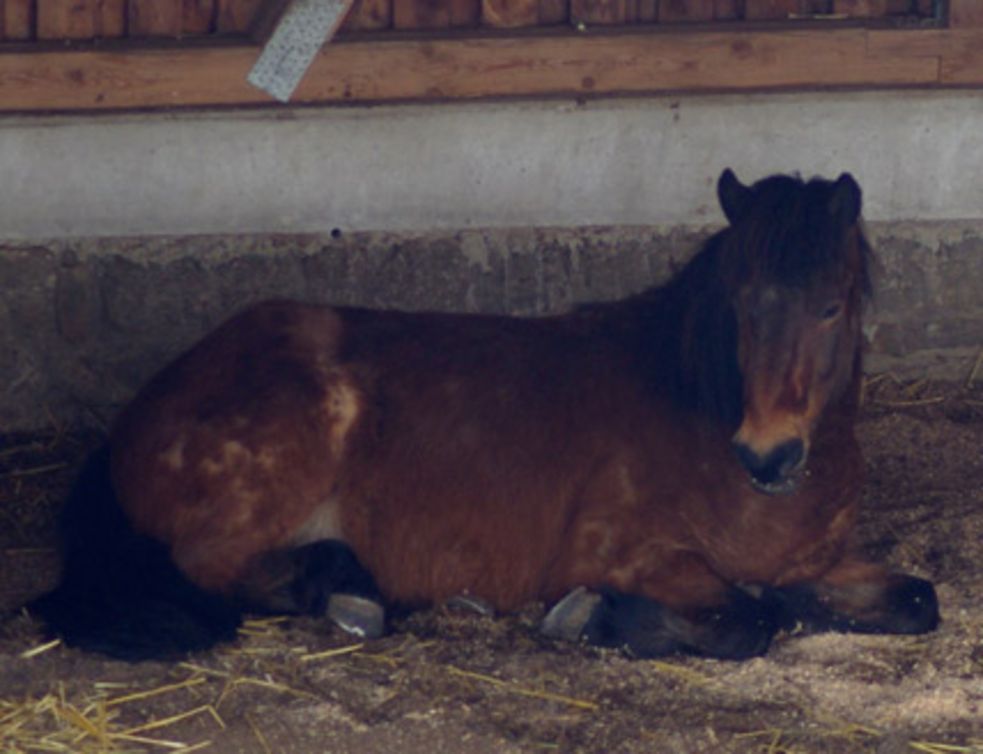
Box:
xmin=820 ymin=302 xmax=843 ymax=321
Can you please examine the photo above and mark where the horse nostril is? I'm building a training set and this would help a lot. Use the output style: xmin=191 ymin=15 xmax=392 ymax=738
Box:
xmin=778 ymin=439 xmax=805 ymax=477
xmin=733 ymin=439 xmax=806 ymax=491
xmin=734 ymin=443 xmax=765 ymax=479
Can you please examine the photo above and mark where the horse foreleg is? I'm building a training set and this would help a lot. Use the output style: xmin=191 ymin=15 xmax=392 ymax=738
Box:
xmin=767 ymin=557 xmax=939 ymax=636
xmin=586 ymin=586 xmax=779 ymax=659
xmin=544 ymin=554 xmax=780 ymax=660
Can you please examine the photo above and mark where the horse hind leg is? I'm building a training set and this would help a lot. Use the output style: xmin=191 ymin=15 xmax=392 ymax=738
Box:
xmin=766 ymin=557 xmax=939 ymax=636
xmin=236 ymin=539 xmax=386 ymax=638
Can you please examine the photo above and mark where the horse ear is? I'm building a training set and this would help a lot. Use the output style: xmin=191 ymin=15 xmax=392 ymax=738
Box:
xmin=829 ymin=173 xmax=862 ymax=226
xmin=717 ymin=168 xmax=753 ymax=225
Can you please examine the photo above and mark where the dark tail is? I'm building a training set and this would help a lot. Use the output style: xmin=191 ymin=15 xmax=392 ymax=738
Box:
xmin=29 ymin=446 xmax=242 ymax=660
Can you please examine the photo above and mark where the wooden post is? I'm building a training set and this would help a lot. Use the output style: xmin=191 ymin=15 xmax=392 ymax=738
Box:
xmin=713 ymin=0 xmax=741 ymax=20
xmin=95 ymin=0 xmax=125 ymax=36
xmin=660 ymin=0 xmax=714 ymax=21
xmin=570 ymin=0 xmax=632 ymax=25
xmin=483 ymin=0 xmax=539 ymax=26
xmin=218 ymin=0 xmax=263 ymax=31
xmin=394 ymin=0 xmax=447 ymax=27
xmin=538 ymin=0 xmax=568 ymax=24
xmin=950 ymin=0 xmax=983 ymax=27
xmin=2 ymin=0 xmax=34 ymax=39
xmin=745 ymin=0 xmax=798 ymax=20
xmin=183 ymin=0 xmax=217 ymax=33
xmin=37 ymin=0 xmax=95 ymax=38
xmin=130 ymin=0 xmax=182 ymax=35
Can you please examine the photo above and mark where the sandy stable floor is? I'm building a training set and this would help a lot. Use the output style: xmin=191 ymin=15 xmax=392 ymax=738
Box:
xmin=1 ymin=377 xmax=981 ymax=754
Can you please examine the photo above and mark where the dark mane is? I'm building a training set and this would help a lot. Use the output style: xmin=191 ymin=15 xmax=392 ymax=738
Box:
xmin=578 ymin=235 xmax=741 ymax=429
xmin=648 ymin=235 xmax=743 ymax=428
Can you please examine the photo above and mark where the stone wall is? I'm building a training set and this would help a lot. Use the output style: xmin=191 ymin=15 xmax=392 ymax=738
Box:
xmin=2 ymin=223 xmax=979 ymax=432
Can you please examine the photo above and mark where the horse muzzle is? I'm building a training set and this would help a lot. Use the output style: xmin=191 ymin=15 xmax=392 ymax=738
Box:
xmin=732 ymin=438 xmax=806 ymax=495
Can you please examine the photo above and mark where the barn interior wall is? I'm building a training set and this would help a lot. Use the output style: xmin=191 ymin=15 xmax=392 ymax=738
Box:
xmin=1 ymin=90 xmax=981 ymax=432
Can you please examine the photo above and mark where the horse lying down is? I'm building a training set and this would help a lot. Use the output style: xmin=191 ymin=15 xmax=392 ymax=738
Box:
xmin=31 ymin=169 xmax=939 ymax=661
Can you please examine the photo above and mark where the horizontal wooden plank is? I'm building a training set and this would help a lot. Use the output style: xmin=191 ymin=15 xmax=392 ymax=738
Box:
xmin=298 ymin=29 xmax=940 ymax=97
xmin=866 ymin=27 xmax=978 ymax=57
xmin=942 ymin=45 xmax=983 ymax=83
xmin=0 ymin=26 xmax=975 ymax=112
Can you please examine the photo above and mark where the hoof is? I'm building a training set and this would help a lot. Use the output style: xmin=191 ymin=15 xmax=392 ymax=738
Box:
xmin=541 ymin=587 xmax=602 ymax=642
xmin=446 ymin=594 xmax=495 ymax=617
xmin=327 ymin=594 xmax=385 ymax=639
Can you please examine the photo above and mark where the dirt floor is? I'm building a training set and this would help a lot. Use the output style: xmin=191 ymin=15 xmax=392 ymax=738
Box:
xmin=1 ymin=376 xmax=981 ymax=754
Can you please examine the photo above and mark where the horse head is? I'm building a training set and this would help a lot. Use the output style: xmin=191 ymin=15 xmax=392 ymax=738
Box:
xmin=716 ymin=169 xmax=871 ymax=494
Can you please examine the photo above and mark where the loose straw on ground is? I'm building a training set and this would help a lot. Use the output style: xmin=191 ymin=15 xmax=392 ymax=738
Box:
xmin=19 ymin=638 xmax=61 ymax=659
xmin=964 ymin=347 xmax=983 ymax=390
xmin=446 ymin=666 xmax=598 ymax=711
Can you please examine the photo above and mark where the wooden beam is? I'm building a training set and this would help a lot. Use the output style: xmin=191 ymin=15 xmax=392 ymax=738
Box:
xmin=866 ymin=27 xmax=976 ymax=56
xmin=0 ymin=27 xmax=959 ymax=112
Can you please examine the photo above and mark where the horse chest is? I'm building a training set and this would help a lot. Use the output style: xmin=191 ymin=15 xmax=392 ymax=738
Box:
xmin=692 ymin=469 xmax=861 ymax=585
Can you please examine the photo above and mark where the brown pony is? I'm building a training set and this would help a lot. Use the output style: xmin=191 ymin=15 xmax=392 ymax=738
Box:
xmin=32 ymin=169 xmax=938 ymax=660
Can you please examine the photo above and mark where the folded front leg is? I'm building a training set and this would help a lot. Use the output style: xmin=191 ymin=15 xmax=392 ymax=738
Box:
xmin=584 ymin=586 xmax=779 ymax=659
xmin=543 ymin=552 xmax=780 ymax=660
xmin=767 ymin=557 xmax=939 ymax=636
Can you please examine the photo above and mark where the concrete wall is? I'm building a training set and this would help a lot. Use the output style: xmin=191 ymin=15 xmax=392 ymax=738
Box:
xmin=1 ymin=91 xmax=982 ymax=432
xmin=3 ymin=92 xmax=983 ymax=238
